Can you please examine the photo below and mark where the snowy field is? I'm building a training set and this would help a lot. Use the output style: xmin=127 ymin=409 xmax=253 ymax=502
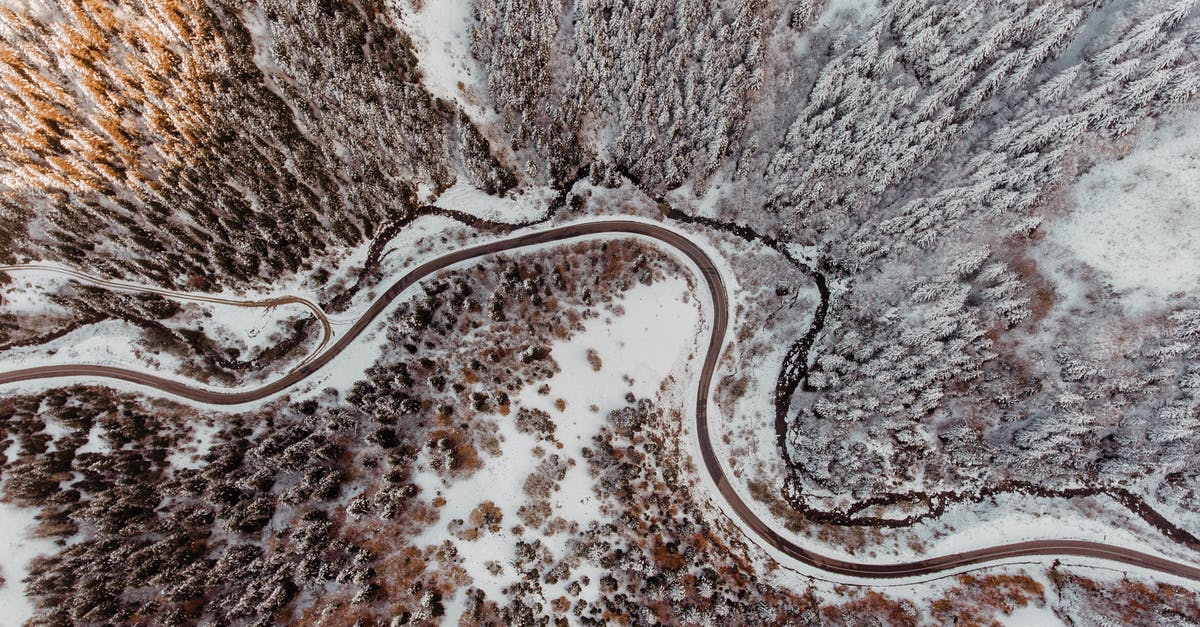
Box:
xmin=1042 ymin=106 xmax=1200 ymax=311
xmin=394 ymin=0 xmax=490 ymax=121
xmin=0 ymin=501 xmax=57 ymax=624
xmin=430 ymin=180 xmax=556 ymax=224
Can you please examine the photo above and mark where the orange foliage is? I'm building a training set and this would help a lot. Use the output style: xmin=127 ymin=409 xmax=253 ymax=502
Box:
xmin=929 ymin=573 xmax=1046 ymax=626
xmin=651 ymin=537 xmax=685 ymax=572
xmin=826 ymin=590 xmax=916 ymax=626
xmin=0 ymin=0 xmax=224 ymax=194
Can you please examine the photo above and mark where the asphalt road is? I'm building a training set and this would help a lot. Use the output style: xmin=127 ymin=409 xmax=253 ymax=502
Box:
xmin=3 ymin=220 xmax=1200 ymax=583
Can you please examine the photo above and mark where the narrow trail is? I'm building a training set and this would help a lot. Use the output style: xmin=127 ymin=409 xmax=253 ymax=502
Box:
xmin=0 ymin=263 xmax=332 ymax=364
xmin=2 ymin=220 xmax=1200 ymax=583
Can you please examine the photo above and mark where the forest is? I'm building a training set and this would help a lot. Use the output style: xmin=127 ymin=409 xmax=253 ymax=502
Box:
xmin=471 ymin=0 xmax=1200 ymax=527
xmin=2 ymin=0 xmax=1200 ymax=622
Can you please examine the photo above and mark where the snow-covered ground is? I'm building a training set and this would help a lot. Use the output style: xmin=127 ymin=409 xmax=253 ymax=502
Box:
xmin=410 ymin=275 xmax=702 ymax=617
xmin=1041 ymin=106 xmax=1200 ymax=311
xmin=817 ymin=0 xmax=884 ymax=29
xmin=0 ymin=500 xmax=58 ymax=624
xmin=184 ymin=301 xmax=310 ymax=355
xmin=431 ymin=180 xmax=555 ymax=224
xmin=0 ymin=318 xmax=188 ymax=377
xmin=0 ymin=298 xmax=315 ymax=385
xmin=393 ymin=0 xmax=489 ymax=119
xmin=1003 ymin=603 xmax=1067 ymax=626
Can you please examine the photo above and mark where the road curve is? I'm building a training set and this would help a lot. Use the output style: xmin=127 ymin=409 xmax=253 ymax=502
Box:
xmin=2 ymin=220 xmax=1200 ymax=583
xmin=0 ymin=263 xmax=332 ymax=362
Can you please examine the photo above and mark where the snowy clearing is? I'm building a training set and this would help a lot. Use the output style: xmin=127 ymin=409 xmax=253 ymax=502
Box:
xmin=394 ymin=0 xmax=485 ymax=115
xmin=0 ymin=500 xmax=57 ymax=624
xmin=1042 ymin=106 xmax=1200 ymax=311
xmin=432 ymin=180 xmax=556 ymax=225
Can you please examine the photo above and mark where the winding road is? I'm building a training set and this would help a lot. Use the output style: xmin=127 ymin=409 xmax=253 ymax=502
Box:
xmin=3 ymin=220 xmax=1200 ymax=583
xmin=0 ymin=263 xmax=333 ymax=364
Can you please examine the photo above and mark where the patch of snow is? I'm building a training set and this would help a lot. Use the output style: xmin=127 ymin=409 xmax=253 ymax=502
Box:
xmin=0 ymin=275 xmax=71 ymax=318
xmin=1042 ymin=106 xmax=1200 ymax=311
xmin=1002 ymin=603 xmax=1068 ymax=626
xmin=168 ymin=422 xmax=220 ymax=470
xmin=393 ymin=0 xmax=488 ymax=117
xmin=185 ymin=300 xmax=312 ymax=355
xmin=816 ymin=0 xmax=884 ymax=30
xmin=525 ymin=278 xmax=700 ymax=417
xmin=410 ymin=416 xmax=530 ymax=600
xmin=1048 ymin=0 xmax=1134 ymax=73
xmin=73 ymin=423 xmax=109 ymax=455
xmin=0 ymin=501 xmax=56 ymax=623
xmin=928 ymin=491 xmax=1194 ymax=565
xmin=39 ymin=418 xmax=69 ymax=454
xmin=727 ymin=476 xmax=1200 ymax=586
xmin=415 ymin=182 xmax=436 ymax=205
xmin=0 ymin=319 xmax=186 ymax=379
xmin=432 ymin=181 xmax=555 ymax=225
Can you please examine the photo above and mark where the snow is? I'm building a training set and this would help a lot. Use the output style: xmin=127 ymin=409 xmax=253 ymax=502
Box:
xmin=410 ymin=274 xmax=702 ymax=619
xmin=1002 ymin=603 xmax=1067 ymax=626
xmin=0 ymin=218 xmax=698 ymax=412
xmin=0 ymin=275 xmax=71 ymax=318
xmin=290 ymin=219 xmax=468 ymax=397
xmin=185 ymin=301 xmax=312 ymax=355
xmin=522 ymin=278 xmax=700 ymax=416
xmin=168 ymin=422 xmax=220 ymax=470
xmin=1043 ymin=106 xmax=1200 ymax=311
xmin=0 ymin=319 xmax=187 ymax=377
xmin=0 ymin=501 xmax=56 ymax=624
xmin=394 ymin=0 xmax=487 ymax=116
xmin=645 ymin=104 xmax=1200 ymax=586
xmin=40 ymin=418 xmax=68 ymax=454
xmin=926 ymin=491 xmax=1200 ymax=567
xmin=432 ymin=180 xmax=555 ymax=225
xmin=723 ymin=475 xmax=1200 ymax=587
xmin=817 ymin=0 xmax=883 ymax=28
xmin=73 ymin=423 xmax=109 ymax=455
xmin=0 ymin=217 xmax=479 ymax=400
xmin=712 ymin=397 xmax=1200 ymax=584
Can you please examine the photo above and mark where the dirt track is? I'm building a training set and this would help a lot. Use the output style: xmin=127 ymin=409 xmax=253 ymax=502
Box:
xmin=3 ymin=220 xmax=1200 ymax=583
xmin=0 ymin=263 xmax=332 ymax=362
